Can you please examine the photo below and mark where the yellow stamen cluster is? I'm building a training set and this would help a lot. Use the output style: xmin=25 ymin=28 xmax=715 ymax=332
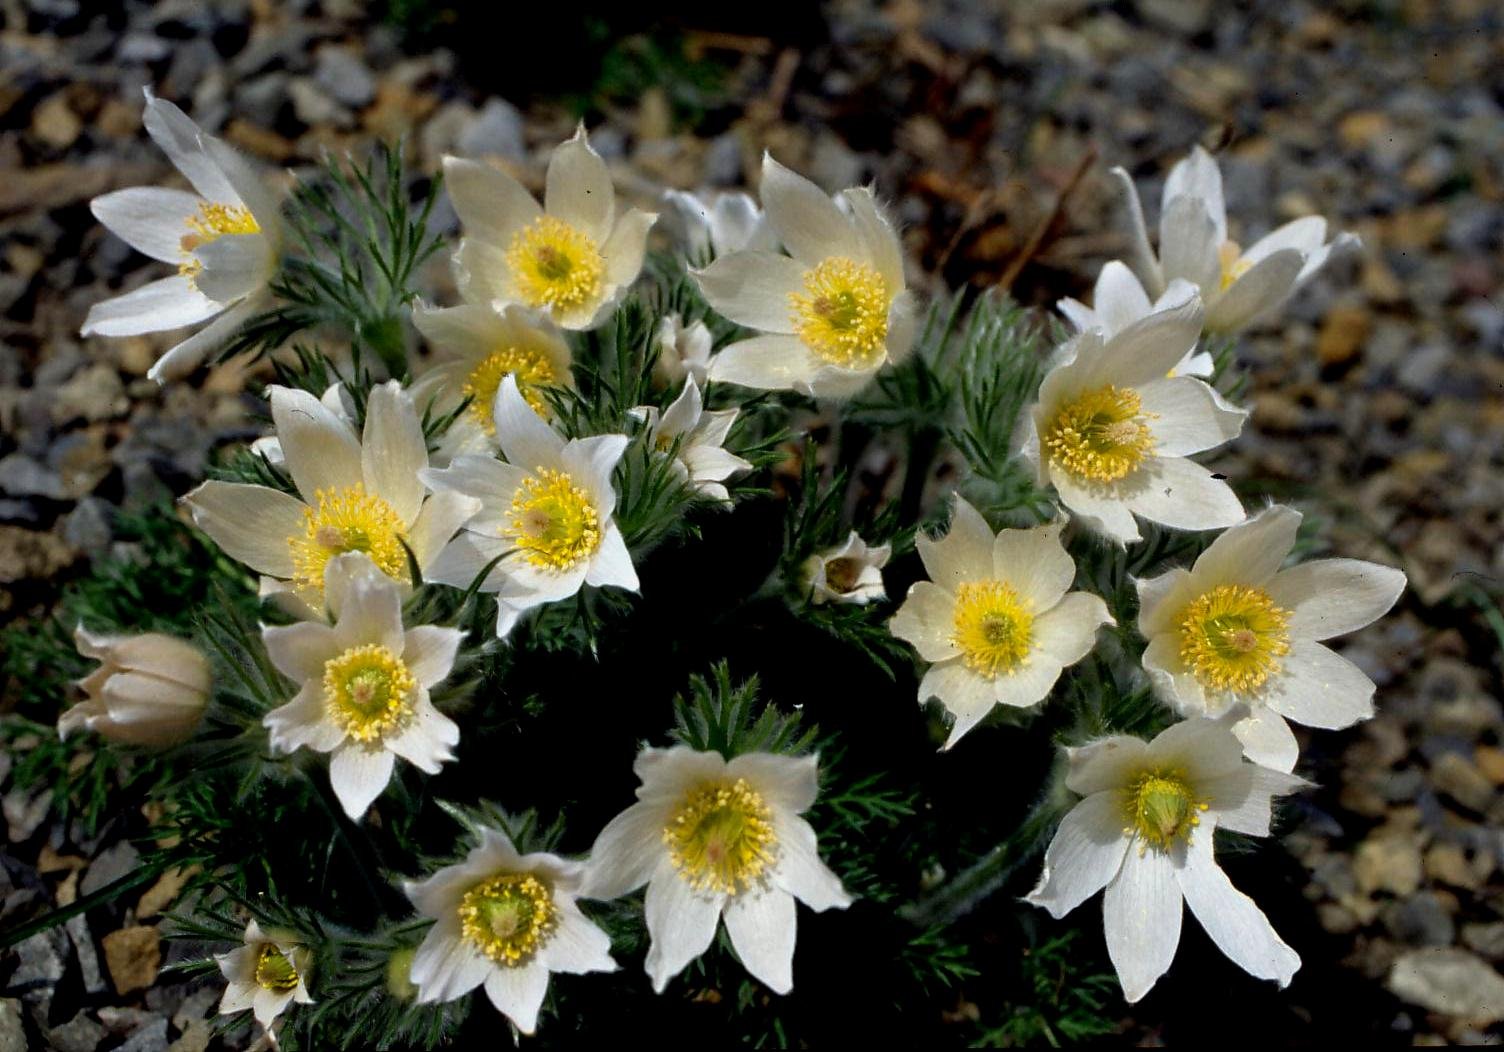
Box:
xmin=505 ymin=468 xmax=600 ymax=571
xmin=1044 ymin=384 xmax=1157 ymax=483
xmin=506 ymin=215 xmax=605 ymax=314
xmin=1218 ymin=241 xmax=1253 ymax=291
xmin=322 ymin=644 xmax=416 ymax=743
xmin=462 ymin=346 xmax=561 ymax=429
xmin=288 ymin=484 xmax=410 ymax=604
xmin=1123 ymin=768 xmax=1207 ymax=853
xmin=950 ymin=580 xmax=1035 ymax=678
xmin=1177 ymin=583 xmax=1292 ymax=693
xmin=665 ymin=778 xmax=777 ymax=895
xmin=789 ymin=257 xmax=890 ymax=368
xmin=458 ymin=873 xmax=557 ymax=967
xmin=254 ymin=943 xmax=301 ymax=992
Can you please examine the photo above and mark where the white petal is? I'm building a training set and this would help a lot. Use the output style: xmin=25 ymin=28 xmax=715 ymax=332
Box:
xmin=546 ymin=125 xmax=614 ymax=243
xmin=727 ymin=752 xmax=819 ymax=814
xmin=251 ymin=987 xmax=295 ymax=1027
xmin=602 ymin=208 xmax=656 ymax=290
xmin=1031 ymin=592 xmax=1111 ymax=666
xmin=1191 ymin=504 xmax=1301 ymax=588
xmin=992 ymin=519 xmax=1075 ymax=608
xmin=425 ymin=532 xmax=508 ymax=591
xmin=91 ymin=186 xmax=204 ymax=264
xmin=1162 ymin=146 xmax=1226 ymax=241
xmin=1122 ymin=456 xmax=1245 ymax=534
xmin=1232 ymin=707 xmax=1299 ymax=772
xmin=180 ymin=480 xmax=305 ymax=578
xmin=263 ymin=682 xmax=344 ymax=754
xmin=840 ymin=187 xmax=904 ymax=292
xmin=918 ymin=661 xmax=995 ymax=747
xmin=581 ymin=802 xmax=668 ymax=900
xmin=1261 ymin=640 xmax=1377 ymax=730
xmin=403 ymin=626 xmax=463 ymax=688
xmin=81 ymin=274 xmax=220 ymax=337
xmin=1056 ymin=296 xmax=1095 ymax=334
xmin=1134 ymin=566 xmax=1195 ymax=639
xmin=759 ymin=154 xmax=860 ymax=264
xmin=1079 ymin=297 xmax=1205 ymax=391
xmin=1102 ymin=843 xmax=1183 ymax=1003
xmin=1138 ymin=377 xmax=1247 ymax=457
xmin=770 ymin=814 xmax=851 ymax=911
xmin=1241 ymin=216 xmax=1327 ymax=267
xmin=199 ymin=135 xmax=281 ymax=235
xmin=1064 ymin=735 xmax=1149 ymax=796
xmin=1091 ymin=260 xmax=1153 ymax=336
xmin=1141 ymin=633 xmax=1217 ymax=719
xmin=541 ymin=902 xmax=617 ymax=975
xmin=708 ymin=334 xmax=819 ymax=392
xmin=451 ymin=237 xmax=512 ymax=307
xmin=271 ymin=385 xmax=364 ymax=504
xmin=1048 ymin=469 xmax=1141 ymax=545
xmin=442 ymin=156 xmax=541 ymax=248
xmin=1206 ymin=249 xmax=1305 ymax=333
xmin=889 ymin=582 xmax=960 ymax=663
xmin=146 ymin=296 xmax=257 ymax=382
xmin=142 ymin=91 xmax=238 ymax=203
xmin=191 ymin=232 xmax=270 ymax=304
xmin=724 ymin=889 xmax=797 ymax=994
xmin=561 ymin=434 xmax=628 ymax=507
xmin=483 ymin=961 xmax=550 ymax=1034
xmin=1109 ymin=166 xmax=1162 ymax=296
xmin=1024 ymin=791 xmax=1130 ymax=918
xmin=407 ymin=490 xmax=485 ymax=570
xmin=1177 ymin=819 xmax=1300 ymax=988
xmin=692 ymin=251 xmax=805 ymax=334
xmin=494 ymin=375 xmax=566 ymax=468
xmin=585 ymin=524 xmax=638 ymax=592
xmin=262 ymin=620 xmax=336 ymax=682
xmin=989 ymin=657 xmax=1070 ymax=714
xmin=1146 ymin=716 xmax=1245 ymax=780
xmin=643 ymin=864 xmax=724 ymax=993
xmin=410 ymin=919 xmax=491 ymax=1003
xmin=362 ymin=382 xmax=428 ymax=524
xmin=219 ymin=978 xmax=256 ymax=1015
xmin=1158 ymin=195 xmax=1220 ymax=297
xmin=1202 ymin=765 xmax=1308 ymax=837
xmin=384 ymin=694 xmax=459 ymax=774
xmin=1265 ymin=559 xmax=1406 ymax=641
xmin=916 ymin=496 xmax=994 ymax=590
xmin=328 ymin=744 xmax=396 ymax=819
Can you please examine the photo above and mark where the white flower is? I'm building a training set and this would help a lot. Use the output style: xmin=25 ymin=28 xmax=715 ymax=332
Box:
xmin=1026 ymin=718 xmax=1306 ymax=1002
xmin=216 ymin=920 xmax=313 ymax=1029
xmin=444 ymin=125 xmax=657 ymax=330
xmin=404 ymin=828 xmax=616 ymax=1035
xmin=420 ymin=375 xmax=638 ymax=638
xmin=82 ymin=90 xmax=282 ymax=383
xmin=653 ymin=314 xmax=713 ymax=389
xmin=631 ymin=378 xmax=750 ymax=505
xmin=261 ymin=553 xmax=462 ymax=820
xmin=183 ymin=381 xmax=479 ymax=620
xmin=582 ymin=745 xmax=851 ymax=994
xmin=1113 ymin=146 xmax=1359 ymax=334
xmin=662 ymin=188 xmax=777 ymax=258
xmin=889 ymin=497 xmax=1112 ymax=748
xmin=1057 ymin=263 xmax=1213 ymax=378
xmin=1020 ymin=297 xmax=1247 ymax=545
xmin=410 ymin=302 xmax=575 ymax=460
xmin=801 ymin=531 xmax=890 ymax=606
xmin=1136 ymin=504 xmax=1406 ymax=771
xmin=695 ymin=155 xmax=915 ymax=399
xmin=61 ymin=626 xmax=209 ymax=747
xmin=248 ymin=383 xmax=354 ymax=468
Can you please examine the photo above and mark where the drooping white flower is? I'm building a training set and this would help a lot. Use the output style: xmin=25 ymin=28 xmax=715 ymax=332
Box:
xmin=444 ymin=126 xmax=657 ymax=331
xmin=261 ymin=553 xmax=462 ymax=820
xmin=1057 ymin=263 xmax=1213 ymax=378
xmin=582 ymin=745 xmax=851 ymax=994
xmin=420 ymin=375 xmax=638 ymax=638
xmin=653 ymin=314 xmax=713 ymax=389
xmin=801 ymin=531 xmax=890 ymax=606
xmin=61 ymin=626 xmax=210 ymax=747
xmin=695 ymin=155 xmax=915 ymax=399
xmin=1019 ymin=297 xmax=1247 ymax=545
xmin=1026 ymin=718 xmax=1306 ymax=1002
xmin=1113 ymin=146 xmax=1359 ymax=334
xmin=1136 ymin=504 xmax=1406 ymax=771
xmin=662 ymin=188 xmax=777 ymax=259
xmin=404 ymin=828 xmax=616 ymax=1035
xmin=410 ymin=302 xmax=575 ymax=460
xmin=82 ymin=90 xmax=282 ymax=383
xmin=216 ymin=919 xmax=314 ymax=1030
xmin=183 ymin=381 xmax=479 ymax=620
xmin=631 ymin=378 xmax=750 ymax=505
xmin=889 ymin=497 xmax=1111 ymax=748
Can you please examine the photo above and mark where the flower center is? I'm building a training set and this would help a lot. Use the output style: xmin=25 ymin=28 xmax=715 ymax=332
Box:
xmin=1123 ymin=768 xmax=1206 ymax=852
xmin=951 ymin=580 xmax=1035 ymax=678
xmin=177 ymin=202 xmax=260 ymax=285
xmin=506 ymin=215 xmax=605 ymax=314
xmin=1177 ymin=583 xmax=1292 ymax=693
xmin=254 ymin=943 xmax=300 ymax=992
xmin=823 ymin=556 xmax=865 ymax=594
xmin=1218 ymin=241 xmax=1253 ymax=291
xmin=462 ymin=346 xmax=561 ymax=431
xmin=789 ymin=257 xmax=890 ymax=368
xmin=505 ymin=468 xmax=601 ymax=571
xmin=664 ymin=778 xmax=777 ymax=895
xmin=288 ymin=484 xmax=410 ymax=605
xmin=458 ymin=873 xmax=557 ymax=967
xmin=322 ymin=644 xmax=416 ymax=743
xmin=1043 ymin=384 xmax=1157 ymax=483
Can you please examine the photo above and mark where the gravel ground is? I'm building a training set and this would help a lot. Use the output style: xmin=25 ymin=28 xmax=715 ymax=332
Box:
xmin=2 ymin=0 xmax=1502 ymax=1047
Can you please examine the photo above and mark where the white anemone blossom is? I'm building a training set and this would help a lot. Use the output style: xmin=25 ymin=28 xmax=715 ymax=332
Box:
xmin=582 ymin=745 xmax=851 ymax=994
xmin=662 ymin=188 xmax=777 ymax=258
xmin=1136 ymin=504 xmax=1406 ymax=771
xmin=1114 ymin=146 xmax=1359 ymax=334
xmin=1020 ymin=298 xmax=1247 ymax=545
xmin=654 ymin=314 xmax=713 ymax=389
xmin=444 ymin=126 xmax=657 ymax=331
xmin=1026 ymin=718 xmax=1306 ymax=1002
xmin=183 ymin=381 xmax=478 ymax=620
xmin=1057 ymin=263 xmax=1213 ymax=378
xmin=216 ymin=919 xmax=314 ymax=1030
xmin=404 ymin=827 xmax=616 ymax=1035
xmin=82 ymin=90 xmax=282 ymax=382
xmin=420 ymin=375 xmax=638 ymax=638
xmin=889 ymin=497 xmax=1111 ymax=748
xmin=695 ymin=155 xmax=915 ymax=399
xmin=262 ymin=553 xmax=462 ymax=820
xmin=411 ymin=301 xmax=575 ymax=460
xmin=801 ymin=531 xmax=890 ymax=606
xmin=631 ymin=378 xmax=750 ymax=505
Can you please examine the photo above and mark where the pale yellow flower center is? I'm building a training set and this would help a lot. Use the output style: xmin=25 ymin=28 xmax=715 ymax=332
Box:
xmin=1218 ymin=241 xmax=1253 ymax=291
xmin=1044 ymin=384 xmax=1157 ymax=483
xmin=664 ymin=778 xmax=777 ymax=895
xmin=462 ymin=346 xmax=561 ymax=431
xmin=288 ymin=484 xmax=410 ymax=605
xmin=823 ymin=556 xmax=865 ymax=594
xmin=458 ymin=873 xmax=557 ymax=967
xmin=254 ymin=943 xmax=301 ymax=992
xmin=1123 ymin=768 xmax=1207 ymax=853
xmin=505 ymin=468 xmax=600 ymax=571
xmin=1177 ymin=583 xmax=1292 ymax=693
xmin=506 ymin=215 xmax=604 ymax=314
xmin=951 ymin=580 xmax=1035 ymax=678
xmin=322 ymin=644 xmax=416 ymax=743
xmin=789 ymin=257 xmax=890 ymax=368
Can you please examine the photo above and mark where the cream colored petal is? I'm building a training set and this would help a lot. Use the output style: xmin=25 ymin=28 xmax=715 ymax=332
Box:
xmin=81 ymin=274 xmax=221 ymax=338
xmin=602 ymin=208 xmax=656 ymax=289
xmin=759 ymin=153 xmax=860 ymax=264
xmin=992 ymin=519 xmax=1075 ymax=609
xmin=442 ymin=155 xmax=541 ymax=247
xmin=1190 ymin=504 xmax=1301 ymax=589
xmin=1205 ymin=248 xmax=1304 ymax=333
xmin=91 ymin=186 xmax=204 ymax=264
xmin=1265 ymin=558 xmax=1406 ymax=641
xmin=916 ymin=495 xmax=995 ymax=590
xmin=1121 ymin=457 xmax=1245 ymax=534
xmin=141 ymin=89 xmax=238 ymax=204
xmin=1161 ymin=146 xmax=1226 ymax=242
xmin=1137 ymin=376 xmax=1247 ymax=458
xmin=889 ymin=581 xmax=960 ymax=662
xmin=840 ymin=187 xmax=904 ymax=292
xmin=693 ymin=251 xmax=806 ymax=334
xmin=546 ymin=125 xmax=614 ymax=243
xmin=1158 ymin=194 xmax=1220 ymax=297
xmin=361 ymin=381 xmax=428 ymax=525
xmin=270 ymin=385 xmax=363 ymax=504
xmin=707 ymin=334 xmax=819 ymax=392
xmin=181 ymin=480 xmax=305 ymax=578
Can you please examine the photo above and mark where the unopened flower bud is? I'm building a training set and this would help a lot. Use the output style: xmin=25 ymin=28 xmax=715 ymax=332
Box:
xmin=61 ymin=626 xmax=209 ymax=747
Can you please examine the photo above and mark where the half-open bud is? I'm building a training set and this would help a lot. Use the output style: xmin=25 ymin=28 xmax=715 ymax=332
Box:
xmin=60 ymin=626 xmax=210 ymax=747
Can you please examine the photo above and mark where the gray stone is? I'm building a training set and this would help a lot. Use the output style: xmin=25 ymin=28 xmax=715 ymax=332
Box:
xmin=0 ymin=454 xmax=70 ymax=501
xmin=117 ymin=33 xmax=172 ymax=64
xmin=235 ymin=72 xmax=290 ymax=128
xmin=1388 ymin=948 xmax=1504 ymax=1024
xmin=1463 ymin=922 xmax=1504 ymax=961
xmin=702 ymin=133 xmax=743 ymax=186
xmin=9 ymin=929 xmax=67 ymax=995
xmin=1384 ymin=892 xmax=1456 ymax=947
xmin=0 ymin=999 xmax=22 ymax=1052
xmin=287 ymin=77 xmax=352 ymax=129
xmin=3 ymin=788 xmax=51 ymax=843
xmin=67 ymin=914 xmax=106 ymax=995
xmin=456 ymin=98 xmax=526 ymax=161
xmin=80 ymin=841 xmax=141 ymax=898
xmin=63 ymin=498 xmax=113 ymax=558
xmin=170 ymin=987 xmax=218 ymax=1032
xmin=116 ymin=1019 xmax=168 ymax=1052
xmin=315 ymin=47 xmax=377 ymax=108
xmin=47 ymin=1011 xmax=106 ymax=1052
